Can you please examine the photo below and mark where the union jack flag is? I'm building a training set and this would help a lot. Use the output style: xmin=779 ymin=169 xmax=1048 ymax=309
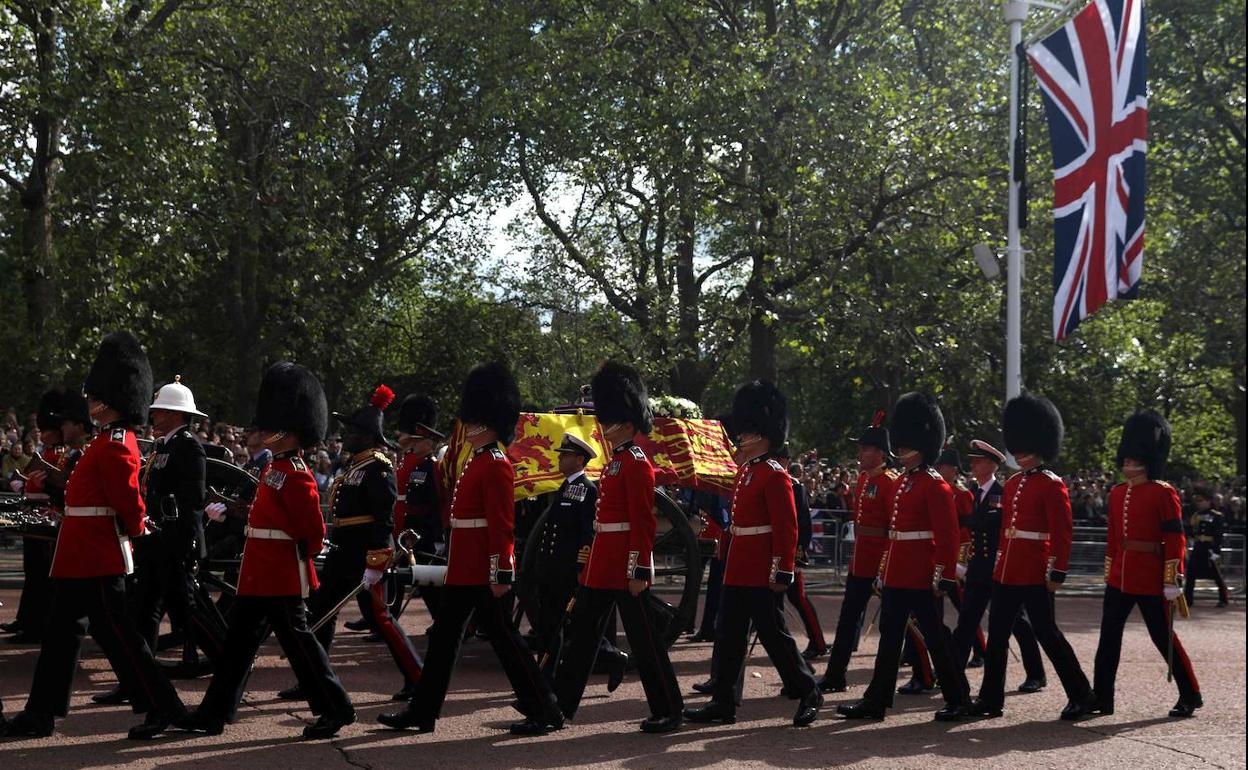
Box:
xmin=1027 ymin=0 xmax=1148 ymax=340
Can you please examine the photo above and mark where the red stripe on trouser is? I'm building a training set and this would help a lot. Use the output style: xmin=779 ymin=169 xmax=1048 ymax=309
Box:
xmin=906 ymin=622 xmax=933 ymax=686
xmin=1165 ymin=602 xmax=1200 ymax=694
xmin=793 ymin=573 xmax=825 ymax=650
xmin=976 ymin=626 xmax=987 ymax=652
xmin=368 ymin=583 xmax=423 ymax=684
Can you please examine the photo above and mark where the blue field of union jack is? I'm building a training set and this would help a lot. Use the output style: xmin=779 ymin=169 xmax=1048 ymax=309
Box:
xmin=1027 ymin=0 xmax=1148 ymax=341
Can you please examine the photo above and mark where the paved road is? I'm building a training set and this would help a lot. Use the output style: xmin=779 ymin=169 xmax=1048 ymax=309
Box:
xmin=0 ymin=588 xmax=1242 ymax=770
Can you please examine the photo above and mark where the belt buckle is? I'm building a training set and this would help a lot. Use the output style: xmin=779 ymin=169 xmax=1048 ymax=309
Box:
xmin=1006 ymin=527 xmax=1017 ymax=539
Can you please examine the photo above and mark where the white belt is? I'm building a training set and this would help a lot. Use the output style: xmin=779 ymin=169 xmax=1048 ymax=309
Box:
xmin=245 ymin=526 xmax=292 ymax=541
xmin=396 ymin=494 xmax=406 ymax=502
xmin=1005 ymin=528 xmax=1049 ymax=541
xmin=64 ymin=506 xmax=116 ymax=518
xmin=889 ymin=530 xmax=933 ymax=541
xmin=731 ymin=525 xmax=773 ymax=536
xmin=594 ymin=521 xmax=631 ymax=533
xmin=450 ymin=518 xmax=488 ymax=529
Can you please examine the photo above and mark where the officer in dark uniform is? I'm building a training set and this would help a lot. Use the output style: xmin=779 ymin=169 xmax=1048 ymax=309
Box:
xmin=786 ymin=460 xmax=827 ymax=660
xmin=1185 ymin=484 xmax=1230 ymax=607
xmin=393 ymin=394 xmax=446 ymax=620
xmin=133 ymin=377 xmax=226 ymax=674
xmin=281 ymin=385 xmax=424 ymax=702
xmin=949 ymin=440 xmax=1046 ymax=690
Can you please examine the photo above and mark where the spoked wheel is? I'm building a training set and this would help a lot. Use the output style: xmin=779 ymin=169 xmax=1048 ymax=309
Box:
xmin=519 ymin=488 xmax=703 ymax=649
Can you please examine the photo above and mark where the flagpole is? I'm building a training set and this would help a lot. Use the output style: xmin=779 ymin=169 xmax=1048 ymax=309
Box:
xmin=1005 ymin=0 xmax=1028 ymax=403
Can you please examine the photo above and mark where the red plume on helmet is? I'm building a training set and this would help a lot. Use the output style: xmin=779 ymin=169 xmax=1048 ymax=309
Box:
xmin=371 ymin=384 xmax=395 ymax=411
xmin=871 ymin=410 xmax=885 ymax=428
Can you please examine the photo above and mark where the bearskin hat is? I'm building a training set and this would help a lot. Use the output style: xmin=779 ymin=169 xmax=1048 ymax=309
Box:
xmin=459 ymin=361 xmax=522 ymax=445
xmin=37 ymin=388 xmax=68 ymax=432
xmin=731 ymin=380 xmax=788 ymax=448
xmin=397 ymin=394 xmax=442 ymax=439
xmin=82 ymin=331 xmax=153 ymax=426
xmin=889 ymin=392 xmax=945 ymax=465
xmin=252 ymin=362 xmax=328 ymax=447
xmin=1116 ymin=409 xmax=1171 ymax=481
xmin=1003 ymin=392 xmax=1064 ymax=464
xmin=591 ymin=361 xmax=653 ymax=436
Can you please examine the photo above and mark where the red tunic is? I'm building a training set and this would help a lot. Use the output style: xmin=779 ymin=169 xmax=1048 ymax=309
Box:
xmin=992 ymin=467 xmax=1073 ymax=585
xmin=954 ymin=486 xmax=974 ymax=563
xmin=23 ymin=446 xmax=63 ymax=495
xmin=393 ymin=450 xmax=439 ymax=539
xmin=583 ymin=442 xmax=656 ymax=591
xmin=52 ymin=425 xmax=145 ymax=578
xmin=848 ymin=467 xmax=899 ymax=578
xmin=237 ymin=452 xmax=326 ymax=597
xmin=1105 ymin=480 xmax=1185 ymax=596
xmin=723 ymin=455 xmax=798 ymax=587
xmin=879 ymin=466 xmax=959 ymax=590
xmin=445 ymin=444 xmax=515 ymax=586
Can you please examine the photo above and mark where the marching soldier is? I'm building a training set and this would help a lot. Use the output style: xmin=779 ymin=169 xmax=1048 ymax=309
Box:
xmin=133 ymin=377 xmax=226 ymax=672
xmin=552 ymin=362 xmax=684 ymax=733
xmin=837 ymin=393 xmax=970 ymax=722
xmin=1185 ymin=484 xmax=1230 ymax=607
xmin=3 ymin=332 xmax=187 ymax=740
xmin=186 ymin=362 xmax=355 ymax=740
xmin=1089 ymin=410 xmax=1202 ymax=719
xmin=393 ymin=393 xmax=446 ymax=621
xmin=948 ymin=440 xmax=1046 ymax=690
xmin=819 ymin=413 xmax=930 ymax=694
xmin=378 ymin=362 xmax=563 ymax=736
xmin=683 ymin=381 xmax=822 ymax=727
xmin=969 ymin=393 xmax=1095 ymax=720
xmin=934 ymin=448 xmax=986 ymax=667
xmin=281 ymin=385 xmax=424 ymax=702
xmin=786 ymin=460 xmax=827 ymax=661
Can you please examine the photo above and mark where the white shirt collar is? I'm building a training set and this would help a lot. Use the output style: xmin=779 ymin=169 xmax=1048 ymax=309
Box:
xmin=566 ymin=469 xmax=586 ymax=484
xmin=978 ymin=477 xmax=996 ymax=498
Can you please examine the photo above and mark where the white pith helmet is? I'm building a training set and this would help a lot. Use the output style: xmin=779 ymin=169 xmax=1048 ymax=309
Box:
xmin=150 ymin=375 xmax=208 ymax=419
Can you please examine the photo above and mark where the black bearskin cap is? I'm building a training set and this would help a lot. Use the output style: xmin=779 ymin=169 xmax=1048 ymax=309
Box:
xmin=591 ymin=361 xmax=653 ymax=435
xmin=1116 ymin=409 xmax=1171 ymax=480
xmin=82 ymin=331 xmax=153 ymax=426
xmin=889 ymin=392 xmax=945 ymax=465
xmin=1003 ymin=392 xmax=1064 ymax=463
xmin=731 ymin=380 xmax=788 ymax=448
xmin=459 ymin=362 xmax=521 ymax=445
xmin=37 ymin=388 xmax=68 ymax=432
xmin=397 ymin=394 xmax=442 ymax=438
xmin=252 ymin=362 xmax=328 ymax=447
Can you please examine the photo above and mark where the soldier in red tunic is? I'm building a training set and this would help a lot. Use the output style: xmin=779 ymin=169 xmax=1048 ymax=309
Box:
xmin=552 ymin=362 xmax=684 ymax=733
xmin=837 ymin=393 xmax=971 ymax=721
xmin=1089 ymin=409 xmax=1202 ymax=719
xmin=3 ymin=332 xmax=187 ymax=741
xmin=970 ymin=393 xmax=1094 ymax=720
xmin=186 ymin=362 xmax=355 ymax=740
xmin=379 ymin=362 xmax=563 ymax=736
xmin=393 ymin=394 xmax=445 ymax=620
xmin=683 ymin=381 xmax=822 ymax=727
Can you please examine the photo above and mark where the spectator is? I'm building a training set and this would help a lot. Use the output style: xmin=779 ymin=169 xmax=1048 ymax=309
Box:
xmin=2 ymin=439 xmax=32 ymax=481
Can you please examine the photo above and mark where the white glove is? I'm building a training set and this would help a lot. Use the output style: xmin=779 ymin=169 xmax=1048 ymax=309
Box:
xmin=956 ymin=563 xmax=968 ymax=579
xmin=1163 ymin=585 xmax=1182 ymax=601
xmin=363 ymin=568 xmax=385 ymax=586
xmin=1210 ymin=552 xmax=1221 ymax=564
xmin=872 ymin=577 xmax=883 ymax=593
xmin=9 ymin=479 xmax=23 ymax=493
xmin=205 ymin=502 xmax=228 ymax=522
xmin=434 ymin=541 xmax=447 ymax=556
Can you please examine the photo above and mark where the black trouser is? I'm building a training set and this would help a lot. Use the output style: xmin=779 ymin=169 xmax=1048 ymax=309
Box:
xmin=135 ymin=550 xmax=227 ymax=665
xmin=951 ymin=578 xmax=1045 ymax=680
xmin=14 ymin=538 xmax=53 ymax=636
xmin=1184 ymin=545 xmax=1229 ymax=605
xmin=1092 ymin=587 xmax=1199 ymax=703
xmin=697 ymin=557 xmax=726 ymax=637
xmin=977 ymin=582 xmax=1090 ymax=709
xmin=402 ymin=585 xmax=557 ymax=722
xmin=785 ymin=571 xmax=826 ymax=652
xmin=199 ymin=595 xmax=352 ymax=723
xmin=827 ymin=575 xmax=927 ymax=682
xmin=25 ymin=576 xmax=185 ymax=720
xmin=861 ymin=587 xmax=969 ymax=709
xmin=554 ymin=586 xmax=684 ymax=719
xmin=710 ymin=586 xmax=816 ymax=707
xmin=535 ymin=577 xmax=576 ymax=675
xmin=311 ymin=546 xmax=424 ymax=687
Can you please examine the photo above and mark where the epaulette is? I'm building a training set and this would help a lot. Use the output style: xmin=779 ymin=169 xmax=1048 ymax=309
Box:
xmin=926 ymin=467 xmax=942 ymax=480
xmin=1007 ymin=471 xmax=1022 ymax=482
xmin=629 ymin=445 xmax=646 ymax=460
xmin=489 ymin=447 xmax=506 ymax=461
xmin=110 ymin=427 xmax=127 ymax=442
xmin=1152 ymin=479 xmax=1173 ymax=489
xmin=884 ymin=469 xmax=900 ymax=479
xmin=1042 ymin=469 xmax=1062 ymax=482
xmin=372 ymin=450 xmax=392 ymax=467
xmin=766 ymin=458 xmax=785 ymax=473
xmin=289 ymin=455 xmax=307 ymax=473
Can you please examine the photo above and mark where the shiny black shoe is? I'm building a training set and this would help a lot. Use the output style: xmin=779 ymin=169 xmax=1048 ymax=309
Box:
xmin=966 ymin=654 xmax=985 ymax=669
xmin=303 ymin=711 xmax=355 ymax=740
xmin=967 ymin=698 xmax=1004 ymax=719
xmin=1017 ymin=677 xmax=1047 ymax=694
xmin=934 ymin=702 xmax=970 ymax=722
xmin=1169 ymin=694 xmax=1203 ymax=719
xmin=689 ymin=631 xmax=714 ymax=643
xmin=128 ymin=712 xmax=178 ymax=740
xmin=92 ymin=685 xmax=130 ymax=705
xmin=836 ymin=701 xmax=886 ymax=720
xmin=607 ymin=652 xmax=629 ymax=693
xmin=801 ymin=645 xmax=827 ymax=661
xmin=639 ymin=715 xmax=682 ymax=733
xmin=0 ymin=621 xmax=21 ymax=634
xmin=691 ymin=678 xmax=717 ymax=695
xmin=277 ymin=683 xmax=304 ymax=701
xmin=817 ymin=674 xmax=847 ymax=694
xmin=896 ymin=678 xmax=933 ymax=695
xmin=508 ymin=715 xmax=563 ymax=736
xmin=344 ymin=618 xmax=371 ymax=632
xmin=1060 ymin=692 xmax=1096 ymax=720
xmin=377 ymin=708 xmax=435 ymax=732
xmin=392 ymin=683 xmax=417 ymax=702
xmin=793 ymin=690 xmax=823 ymax=727
xmin=683 ymin=702 xmax=737 ymax=725
xmin=2 ymin=711 xmax=53 ymax=738
xmin=179 ymin=709 xmax=225 ymax=736
xmin=1086 ymin=694 xmax=1114 ymax=716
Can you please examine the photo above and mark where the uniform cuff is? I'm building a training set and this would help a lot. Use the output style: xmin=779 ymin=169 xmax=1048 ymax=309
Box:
xmin=627 ymin=550 xmax=652 ymax=581
xmin=938 ymin=578 xmax=958 ymax=594
xmin=1048 ymin=569 xmax=1067 ymax=584
xmin=366 ymin=548 xmax=394 ymax=569
xmin=489 ymin=555 xmax=514 ymax=585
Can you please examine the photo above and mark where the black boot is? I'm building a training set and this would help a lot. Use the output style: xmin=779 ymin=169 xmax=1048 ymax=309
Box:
xmin=683 ymin=701 xmax=737 ymax=725
xmin=509 ymin=710 xmax=564 ymax=736
xmin=392 ymin=682 xmax=417 ymax=702
xmin=607 ymin=651 xmax=629 ymax=693
xmin=1017 ymin=677 xmax=1047 ymax=694
xmin=128 ymin=710 xmax=182 ymax=741
xmin=801 ymin=643 xmax=827 ymax=661
xmin=277 ymin=683 xmax=304 ymax=701
xmin=303 ymin=711 xmax=355 ymax=740
xmin=817 ymin=674 xmax=847 ymax=694
xmin=966 ymin=654 xmax=984 ymax=669
xmin=344 ymin=617 xmax=371 ymax=632
xmin=897 ymin=677 xmax=933 ymax=695
xmin=793 ymin=689 xmax=823 ymax=727
xmin=639 ymin=715 xmax=682 ymax=733
xmin=934 ymin=702 xmax=970 ymax=722
xmin=836 ymin=701 xmax=886 ymax=720
xmin=1086 ymin=692 xmax=1114 ymax=716
xmin=2 ymin=711 xmax=54 ymax=738
xmin=1060 ymin=692 xmax=1096 ymax=720
xmin=377 ymin=708 xmax=435 ymax=732
xmin=92 ymin=685 xmax=130 ymax=705
xmin=179 ymin=709 xmax=225 ymax=736
xmin=1169 ymin=694 xmax=1203 ymax=718
xmin=967 ymin=698 xmax=1004 ymax=718
xmin=691 ymin=678 xmax=716 ymax=695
